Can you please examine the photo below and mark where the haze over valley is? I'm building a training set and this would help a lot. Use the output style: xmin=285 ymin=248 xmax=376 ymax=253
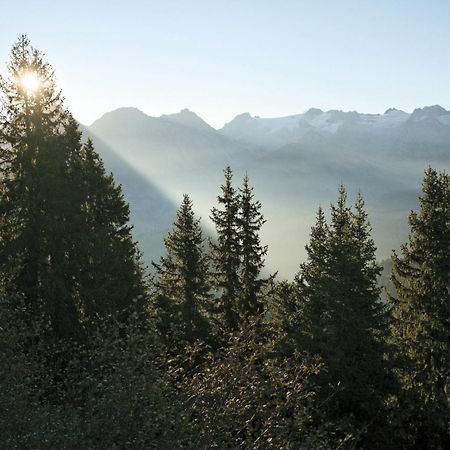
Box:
xmin=2 ymin=1 xmax=450 ymax=447
xmin=85 ymin=104 xmax=450 ymax=277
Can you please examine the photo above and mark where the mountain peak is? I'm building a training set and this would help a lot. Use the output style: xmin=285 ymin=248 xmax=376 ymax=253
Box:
xmin=410 ymin=105 xmax=449 ymax=122
xmin=384 ymin=107 xmax=406 ymax=115
xmin=303 ymin=108 xmax=323 ymax=118
xmin=234 ymin=112 xmax=252 ymax=121
xmin=90 ymin=107 xmax=149 ymax=129
xmin=220 ymin=112 xmax=253 ymax=131
xmin=161 ymin=109 xmax=213 ymax=131
xmin=413 ymin=104 xmax=447 ymax=114
xmin=177 ymin=108 xmax=197 ymax=116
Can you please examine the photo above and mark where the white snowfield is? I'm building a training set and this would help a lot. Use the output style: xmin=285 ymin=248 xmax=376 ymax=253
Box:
xmin=221 ymin=105 xmax=450 ymax=138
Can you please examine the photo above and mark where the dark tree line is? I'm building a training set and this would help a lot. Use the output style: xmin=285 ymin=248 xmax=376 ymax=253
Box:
xmin=0 ymin=36 xmax=146 ymax=341
xmin=0 ymin=37 xmax=449 ymax=449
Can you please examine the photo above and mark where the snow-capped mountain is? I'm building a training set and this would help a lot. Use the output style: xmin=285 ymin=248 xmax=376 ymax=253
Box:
xmin=219 ymin=106 xmax=450 ymax=149
xmin=86 ymin=105 xmax=450 ymax=277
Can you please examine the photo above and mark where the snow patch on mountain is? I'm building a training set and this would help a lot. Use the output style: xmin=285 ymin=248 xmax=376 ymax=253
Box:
xmin=437 ymin=115 xmax=450 ymax=126
xmin=254 ymin=115 xmax=302 ymax=132
xmin=307 ymin=111 xmax=342 ymax=134
xmin=359 ymin=109 xmax=410 ymax=128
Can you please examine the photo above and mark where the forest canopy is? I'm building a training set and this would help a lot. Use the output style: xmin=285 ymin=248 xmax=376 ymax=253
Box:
xmin=0 ymin=36 xmax=449 ymax=450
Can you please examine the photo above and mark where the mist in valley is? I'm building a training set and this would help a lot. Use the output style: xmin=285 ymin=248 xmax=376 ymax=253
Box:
xmin=85 ymin=105 xmax=449 ymax=277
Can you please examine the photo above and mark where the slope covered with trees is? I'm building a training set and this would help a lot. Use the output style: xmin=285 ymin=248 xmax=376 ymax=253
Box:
xmin=0 ymin=37 xmax=448 ymax=449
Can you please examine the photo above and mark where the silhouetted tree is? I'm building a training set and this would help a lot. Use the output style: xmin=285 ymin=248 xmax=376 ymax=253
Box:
xmin=210 ymin=166 xmax=241 ymax=331
xmin=294 ymin=188 xmax=392 ymax=448
xmin=0 ymin=36 xmax=80 ymax=337
xmin=153 ymin=194 xmax=210 ymax=343
xmin=0 ymin=36 xmax=145 ymax=338
xmin=237 ymin=174 xmax=268 ymax=320
xmin=390 ymin=168 xmax=450 ymax=449
xmin=77 ymin=139 xmax=147 ymax=325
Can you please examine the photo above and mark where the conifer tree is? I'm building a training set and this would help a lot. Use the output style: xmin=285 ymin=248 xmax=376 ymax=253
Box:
xmin=0 ymin=36 xmax=145 ymax=338
xmin=77 ymin=139 xmax=147 ymax=324
xmin=390 ymin=168 xmax=450 ymax=449
xmin=0 ymin=35 xmax=78 ymax=336
xmin=210 ymin=166 xmax=241 ymax=331
xmin=295 ymin=187 xmax=391 ymax=448
xmin=153 ymin=194 xmax=210 ymax=342
xmin=237 ymin=174 xmax=268 ymax=320
xmin=294 ymin=206 xmax=329 ymax=354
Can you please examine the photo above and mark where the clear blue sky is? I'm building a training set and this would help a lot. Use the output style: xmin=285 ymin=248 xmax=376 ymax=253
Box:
xmin=1 ymin=0 xmax=449 ymax=128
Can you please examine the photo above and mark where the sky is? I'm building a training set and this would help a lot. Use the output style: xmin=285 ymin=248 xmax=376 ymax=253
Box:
xmin=1 ymin=0 xmax=449 ymax=128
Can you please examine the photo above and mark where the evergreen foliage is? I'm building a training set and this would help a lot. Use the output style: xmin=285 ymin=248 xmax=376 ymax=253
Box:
xmin=390 ymin=168 xmax=450 ymax=449
xmin=77 ymin=138 xmax=147 ymax=325
xmin=0 ymin=36 xmax=448 ymax=450
xmin=269 ymin=279 xmax=300 ymax=354
xmin=210 ymin=165 xmax=241 ymax=331
xmin=0 ymin=297 xmax=185 ymax=449
xmin=0 ymin=36 xmax=145 ymax=338
xmin=292 ymin=188 xmax=392 ymax=448
xmin=210 ymin=169 xmax=269 ymax=331
xmin=175 ymin=319 xmax=354 ymax=449
xmin=237 ymin=174 xmax=269 ymax=320
xmin=153 ymin=194 xmax=210 ymax=343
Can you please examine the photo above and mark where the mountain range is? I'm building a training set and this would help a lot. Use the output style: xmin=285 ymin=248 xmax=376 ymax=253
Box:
xmin=82 ymin=105 xmax=450 ymax=278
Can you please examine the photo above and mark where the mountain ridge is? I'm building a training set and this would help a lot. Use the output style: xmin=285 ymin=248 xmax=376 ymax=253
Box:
xmin=85 ymin=104 xmax=450 ymax=277
xmin=87 ymin=104 xmax=450 ymax=132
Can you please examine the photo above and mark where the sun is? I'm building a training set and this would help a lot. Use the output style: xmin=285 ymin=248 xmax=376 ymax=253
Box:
xmin=21 ymin=72 xmax=40 ymax=96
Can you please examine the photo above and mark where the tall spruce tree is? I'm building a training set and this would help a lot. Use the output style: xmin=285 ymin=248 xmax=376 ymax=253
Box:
xmin=0 ymin=36 xmax=78 ymax=336
xmin=77 ymin=139 xmax=147 ymax=325
xmin=390 ymin=168 xmax=450 ymax=449
xmin=294 ymin=206 xmax=329 ymax=354
xmin=0 ymin=36 xmax=145 ymax=338
xmin=295 ymin=187 xmax=391 ymax=448
xmin=237 ymin=174 xmax=268 ymax=320
xmin=153 ymin=194 xmax=210 ymax=343
xmin=210 ymin=166 xmax=241 ymax=331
